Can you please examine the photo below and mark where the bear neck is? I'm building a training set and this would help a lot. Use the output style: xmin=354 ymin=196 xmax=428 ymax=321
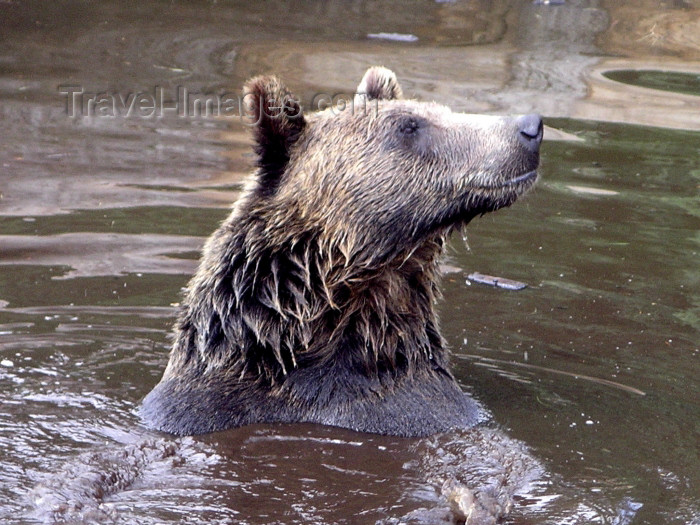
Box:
xmin=171 ymin=214 xmax=452 ymax=387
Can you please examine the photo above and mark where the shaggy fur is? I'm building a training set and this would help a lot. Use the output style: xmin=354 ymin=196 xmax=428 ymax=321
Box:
xmin=141 ymin=67 xmax=541 ymax=436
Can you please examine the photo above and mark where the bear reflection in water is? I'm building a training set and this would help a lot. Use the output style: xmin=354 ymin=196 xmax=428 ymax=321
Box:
xmin=32 ymin=426 xmax=543 ymax=525
xmin=37 ymin=67 xmax=545 ymax=524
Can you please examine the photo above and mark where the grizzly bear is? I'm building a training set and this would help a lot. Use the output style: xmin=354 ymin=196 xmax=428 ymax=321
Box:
xmin=141 ymin=67 xmax=542 ymax=437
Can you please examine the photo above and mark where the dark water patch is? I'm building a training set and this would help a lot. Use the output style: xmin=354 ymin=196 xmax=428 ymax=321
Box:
xmin=0 ymin=0 xmax=511 ymax=51
xmin=0 ymin=265 xmax=188 ymax=308
xmin=122 ymin=184 xmax=198 ymax=193
xmin=603 ymin=69 xmax=700 ymax=97
xmin=0 ymin=206 xmax=230 ymax=237
xmin=0 ymin=235 xmax=203 ymax=279
xmin=164 ymin=250 xmax=203 ymax=261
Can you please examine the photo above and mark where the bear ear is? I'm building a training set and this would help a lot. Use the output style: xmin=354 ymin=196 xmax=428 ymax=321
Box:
xmin=243 ymin=76 xmax=306 ymax=196
xmin=356 ymin=66 xmax=403 ymax=101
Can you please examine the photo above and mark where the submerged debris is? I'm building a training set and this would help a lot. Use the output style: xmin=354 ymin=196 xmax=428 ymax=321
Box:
xmin=467 ymin=272 xmax=528 ymax=291
xmin=367 ymin=32 xmax=419 ymax=42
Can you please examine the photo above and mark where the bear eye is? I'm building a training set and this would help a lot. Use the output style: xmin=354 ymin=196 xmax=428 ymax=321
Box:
xmin=398 ymin=118 xmax=420 ymax=136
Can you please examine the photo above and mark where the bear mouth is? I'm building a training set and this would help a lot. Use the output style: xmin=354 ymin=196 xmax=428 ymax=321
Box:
xmin=491 ymin=170 xmax=538 ymax=189
xmin=468 ymin=170 xmax=538 ymax=191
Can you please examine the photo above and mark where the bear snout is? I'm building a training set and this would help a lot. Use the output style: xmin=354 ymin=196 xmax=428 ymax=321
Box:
xmin=515 ymin=114 xmax=543 ymax=153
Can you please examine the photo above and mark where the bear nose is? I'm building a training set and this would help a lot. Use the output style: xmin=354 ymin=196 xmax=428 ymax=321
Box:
xmin=516 ymin=114 xmax=543 ymax=152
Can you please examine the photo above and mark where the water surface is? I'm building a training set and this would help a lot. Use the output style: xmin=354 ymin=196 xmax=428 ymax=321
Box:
xmin=1 ymin=1 xmax=698 ymax=524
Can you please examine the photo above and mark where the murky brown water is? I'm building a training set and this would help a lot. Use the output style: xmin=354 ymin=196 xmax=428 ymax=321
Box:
xmin=1 ymin=1 xmax=698 ymax=524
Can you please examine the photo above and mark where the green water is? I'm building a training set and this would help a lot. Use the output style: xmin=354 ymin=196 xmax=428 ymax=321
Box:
xmin=604 ymin=69 xmax=700 ymax=97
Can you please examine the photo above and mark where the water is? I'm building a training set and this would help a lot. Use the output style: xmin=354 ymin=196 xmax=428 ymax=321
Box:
xmin=603 ymin=70 xmax=700 ymax=97
xmin=1 ymin=1 xmax=699 ymax=524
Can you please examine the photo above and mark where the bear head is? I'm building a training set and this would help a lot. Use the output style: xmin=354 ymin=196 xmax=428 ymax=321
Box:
xmin=141 ymin=67 xmax=541 ymax=437
xmin=241 ymin=66 xmax=541 ymax=266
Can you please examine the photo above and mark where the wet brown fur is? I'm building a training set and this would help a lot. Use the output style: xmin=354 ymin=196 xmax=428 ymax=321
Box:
xmin=141 ymin=67 xmax=539 ymax=436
